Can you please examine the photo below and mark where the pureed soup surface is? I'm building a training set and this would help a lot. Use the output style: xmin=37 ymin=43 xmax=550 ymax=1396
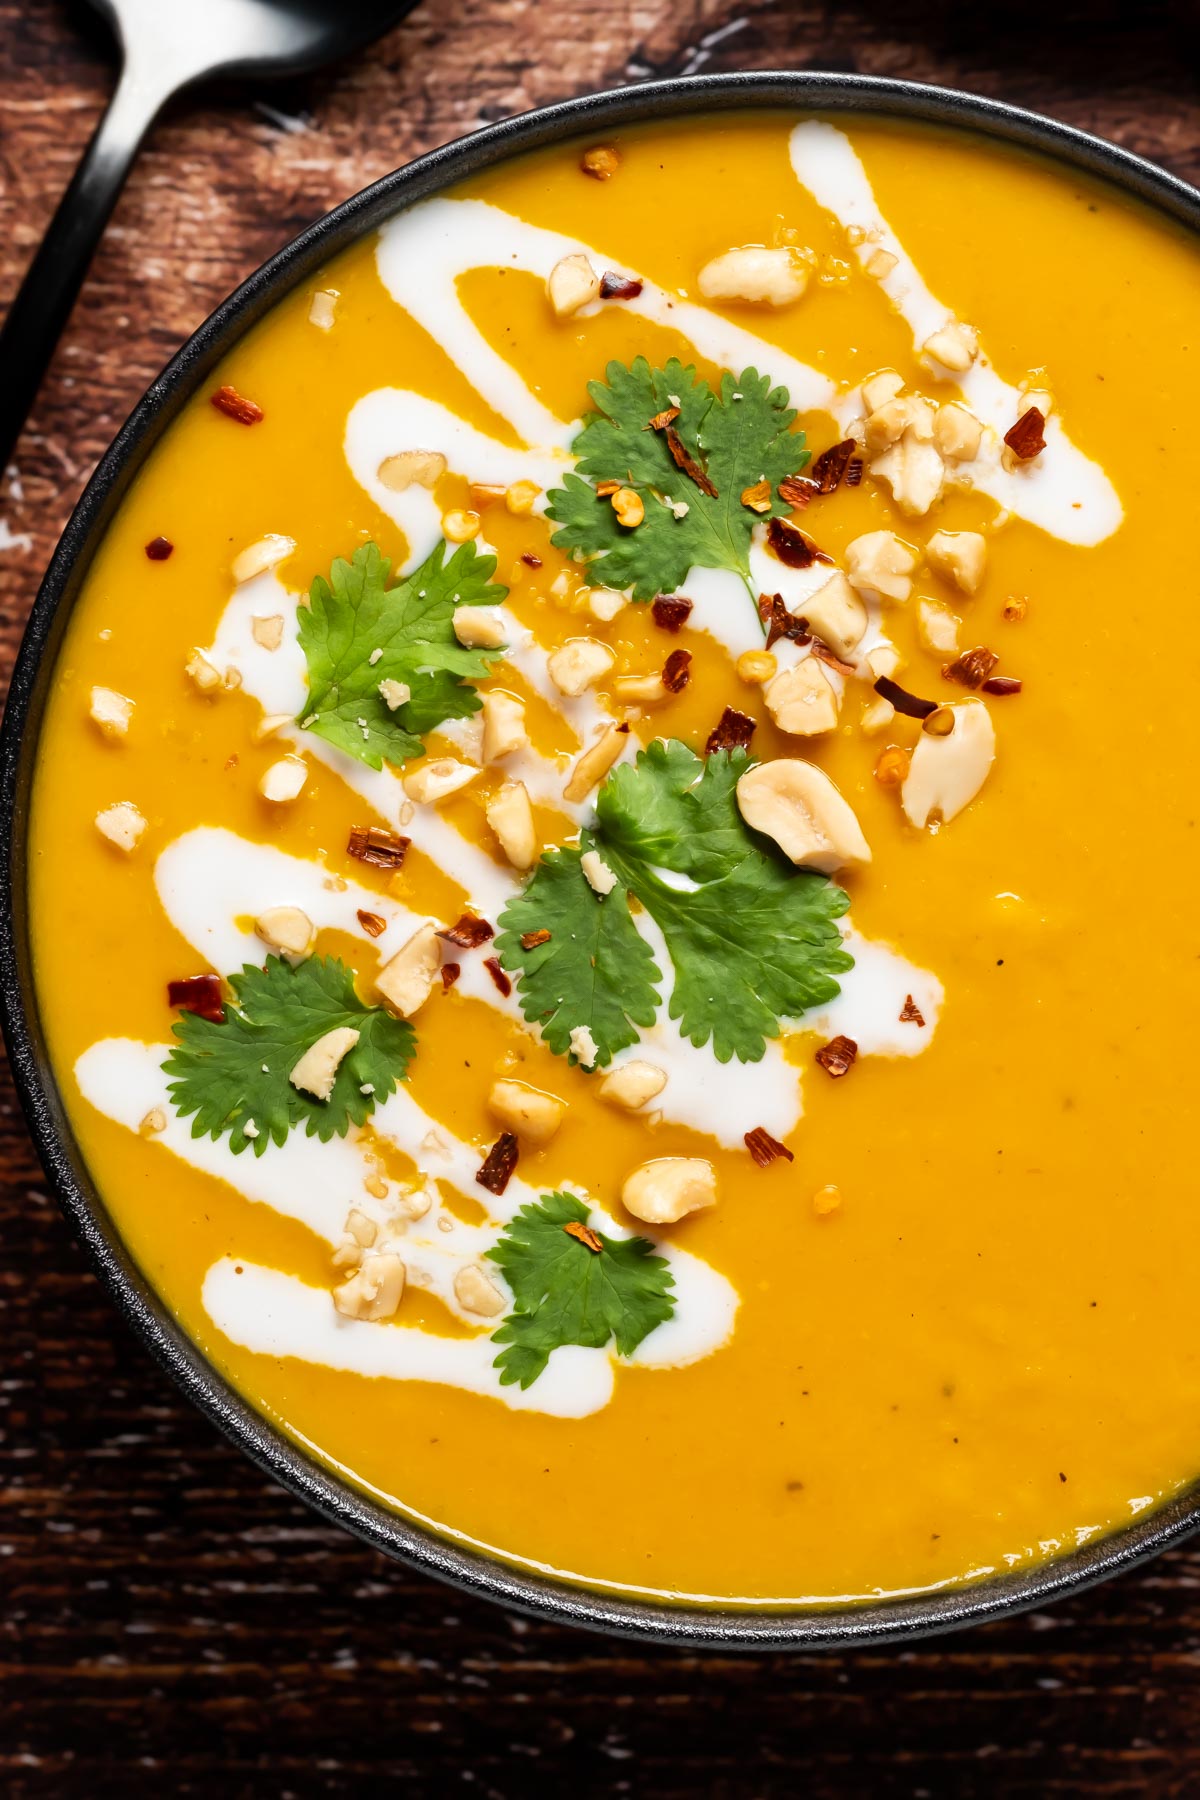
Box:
xmin=29 ymin=115 xmax=1200 ymax=1605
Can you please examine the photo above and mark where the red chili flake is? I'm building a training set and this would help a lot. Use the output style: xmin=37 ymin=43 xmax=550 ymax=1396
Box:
xmin=809 ymin=440 xmax=857 ymax=494
xmin=899 ymin=994 xmax=926 ymax=1027
xmin=145 ymin=536 xmax=174 ymax=561
xmin=759 ymin=591 xmax=811 ymax=651
xmin=744 ymin=1127 xmax=795 ymax=1167
xmin=520 ymin=928 xmax=552 ymax=950
xmin=766 ymin=516 xmax=832 ymax=569
xmin=438 ymin=913 xmax=494 ymax=949
xmin=651 ymin=594 xmax=693 ymax=633
xmin=600 ymin=270 xmax=644 ymax=300
xmin=661 ymin=648 xmax=692 ymax=694
xmin=483 ymin=956 xmax=512 ymax=997
xmin=1004 ymin=406 xmax=1047 ymax=461
xmin=809 ymin=638 xmax=858 ymax=679
xmin=520 ymin=552 xmax=542 ymax=568
xmin=943 ymin=646 xmax=1000 ymax=690
xmin=564 ymin=1220 xmax=603 ymax=1254
xmin=815 ymin=1035 xmax=858 ymax=1078
xmin=357 ymin=909 xmax=386 ymax=939
xmin=347 ymin=825 xmax=409 ymax=869
xmin=664 ymin=426 xmax=718 ymax=498
xmin=982 ymin=675 xmax=1023 ymax=696
xmin=168 ymin=974 xmax=225 ymax=1023
xmin=873 ymin=675 xmax=938 ymax=720
xmin=778 ymin=473 xmax=818 ymax=507
xmin=845 ymin=459 xmax=864 ymax=487
xmin=647 ymin=405 xmax=681 ymax=432
xmin=440 ymin=961 xmax=461 ymax=990
xmin=476 ymin=1131 xmax=519 ymax=1195
xmin=705 ymin=707 xmax=756 ymax=754
xmin=210 ymin=384 xmax=264 ymax=426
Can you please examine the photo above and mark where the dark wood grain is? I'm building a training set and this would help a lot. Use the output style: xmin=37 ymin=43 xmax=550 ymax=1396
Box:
xmin=1 ymin=2 xmax=1197 ymax=1793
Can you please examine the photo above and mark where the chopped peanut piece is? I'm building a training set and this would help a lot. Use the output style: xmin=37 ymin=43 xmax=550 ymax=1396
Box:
xmin=801 ymin=571 xmax=868 ymax=660
xmin=481 ymin=691 xmax=528 ymax=761
xmin=346 ymin=1209 xmax=377 ymax=1248
xmin=622 ymin=1157 xmax=717 ymax=1225
xmin=377 ymin=449 xmax=446 ymax=492
xmin=290 ymin=1025 xmax=360 ymax=1102
xmin=901 ymin=699 xmax=996 ymax=828
xmin=926 ymin=530 xmax=988 ymax=595
xmin=580 ymin=849 xmax=618 ymax=894
xmin=614 ymin=672 xmax=668 ymax=705
xmin=251 ymin=614 xmax=285 ymax=651
xmin=736 ymin=759 xmax=871 ymax=874
xmin=736 ymin=650 xmax=777 ymax=686
xmin=581 ymin=143 xmax=620 ymax=179
xmin=487 ymin=1078 xmax=566 ymax=1145
xmin=185 ymin=648 xmax=222 ymax=695
xmin=1020 ymin=388 xmax=1053 ymax=419
xmin=861 ymin=368 xmax=905 ymax=413
xmin=442 ymin=509 xmax=480 ymax=543
xmin=870 ymin=432 xmax=945 ymax=518
xmin=376 ymin=923 xmax=441 ymax=1018
xmin=861 ymin=696 xmax=896 ymax=735
xmin=253 ymin=712 xmax=292 ymax=743
xmin=922 ymin=321 xmax=978 ymax=373
xmin=587 ymin=586 xmax=628 ymax=622
xmin=569 ymin=1024 xmax=600 ymax=1068
xmin=563 ymin=723 xmax=628 ymax=802
xmin=255 ymin=905 xmax=315 ymax=963
xmin=139 ymin=1108 xmax=166 ymax=1137
xmin=547 ymin=637 xmax=615 ymax=696
xmin=844 ymin=530 xmax=918 ymax=603
xmin=598 ymin=1061 xmax=668 ymax=1111
xmin=547 ymin=251 xmax=600 ymax=317
xmin=403 ymin=758 xmax=479 ymax=804
xmin=378 ymin=678 xmax=412 ymax=712
xmin=612 ymin=487 xmax=644 ymax=528
xmin=917 ymin=599 xmax=962 ymax=655
xmin=95 ymin=802 xmax=146 ymax=853
xmin=452 ymin=606 xmax=506 ymax=649
xmin=864 ymin=248 xmax=897 ymax=280
xmin=232 ymin=534 xmax=295 ymax=585
xmin=505 ymin=480 xmax=540 ymax=515
xmin=866 ymin=643 xmax=903 ymax=681
xmin=865 ymin=394 xmax=934 ymax=454
xmin=763 ymin=657 xmax=840 ymax=737
xmin=90 ymin=686 xmax=133 ymax=738
xmin=486 ymin=780 xmax=537 ymax=870
xmin=454 ymin=1264 xmax=507 ymax=1318
xmin=334 ymin=1253 xmax=405 ymax=1322
xmin=308 ymin=288 xmax=337 ymax=330
xmin=934 ymin=402 xmax=983 ymax=462
xmin=258 ymin=756 xmax=308 ymax=803
xmin=698 ymin=246 xmax=809 ymax=307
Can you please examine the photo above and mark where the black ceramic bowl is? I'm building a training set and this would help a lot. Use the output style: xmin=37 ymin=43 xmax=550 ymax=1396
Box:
xmin=3 ymin=71 xmax=1198 ymax=1649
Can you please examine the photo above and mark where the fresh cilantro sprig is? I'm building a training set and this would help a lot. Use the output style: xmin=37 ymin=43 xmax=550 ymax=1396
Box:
xmin=545 ymin=356 xmax=808 ymax=602
xmin=497 ymin=741 xmax=852 ymax=1065
xmin=163 ymin=954 xmax=415 ymax=1156
xmin=487 ymin=1191 xmax=675 ymax=1389
xmin=297 ymin=539 xmax=506 ymax=768
xmin=493 ymin=846 xmax=661 ymax=1064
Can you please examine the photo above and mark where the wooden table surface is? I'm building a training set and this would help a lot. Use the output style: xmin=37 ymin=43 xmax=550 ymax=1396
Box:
xmin=1 ymin=2 xmax=1197 ymax=1792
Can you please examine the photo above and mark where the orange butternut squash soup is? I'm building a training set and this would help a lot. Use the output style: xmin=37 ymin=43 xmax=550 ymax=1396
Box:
xmin=27 ymin=114 xmax=1200 ymax=1606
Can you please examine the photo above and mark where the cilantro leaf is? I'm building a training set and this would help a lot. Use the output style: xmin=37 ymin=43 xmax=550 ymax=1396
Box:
xmin=297 ymin=539 xmax=507 ymax=768
xmin=545 ymin=357 xmax=809 ymax=601
xmin=487 ymin=1191 xmax=675 ymax=1389
xmin=497 ymin=740 xmax=853 ymax=1065
xmin=163 ymin=954 xmax=415 ymax=1156
xmin=493 ymin=846 xmax=660 ymax=1067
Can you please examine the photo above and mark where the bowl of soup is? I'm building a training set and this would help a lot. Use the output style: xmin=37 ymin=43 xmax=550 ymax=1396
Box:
xmin=3 ymin=71 xmax=1198 ymax=1647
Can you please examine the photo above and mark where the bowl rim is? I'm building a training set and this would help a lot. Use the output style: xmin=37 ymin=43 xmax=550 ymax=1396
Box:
xmin=3 ymin=69 xmax=1199 ymax=1651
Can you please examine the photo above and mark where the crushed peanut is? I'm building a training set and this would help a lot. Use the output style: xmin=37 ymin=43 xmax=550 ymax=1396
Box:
xmin=763 ymin=657 xmax=840 ymax=737
xmin=926 ymin=529 xmax=988 ymax=595
xmin=736 ymin=759 xmax=871 ymax=874
xmin=564 ymin=723 xmax=628 ymax=802
xmin=89 ymin=686 xmax=133 ymax=738
xmin=454 ymin=1264 xmax=507 ymax=1318
xmin=290 ymin=1025 xmax=360 ymax=1102
xmin=933 ymin=402 xmax=983 ymax=462
xmin=255 ymin=905 xmax=314 ymax=963
xmin=481 ymin=691 xmax=528 ymax=761
xmin=598 ymin=1061 xmax=668 ymax=1111
xmin=622 ymin=1156 xmax=718 ymax=1225
xmin=251 ymin=614 xmax=285 ymax=651
xmin=547 ymin=251 xmax=601 ymax=317
xmin=844 ymin=530 xmax=918 ymax=603
xmin=375 ymin=922 xmax=441 ymax=1018
xmin=547 ymin=637 xmax=614 ymax=696
xmin=185 ymin=648 xmax=223 ymax=695
xmin=333 ymin=1253 xmax=405 ymax=1322
xmin=922 ymin=321 xmax=979 ymax=373
xmin=698 ymin=246 xmax=809 ymax=307
xmin=232 ymin=534 xmax=295 ymax=585
xmin=916 ymin=599 xmax=962 ymax=656
xmin=799 ymin=571 xmax=868 ymax=660
xmin=580 ymin=849 xmax=618 ymax=895
xmin=587 ymin=586 xmax=628 ymax=622
xmin=402 ymin=758 xmax=479 ymax=804
xmin=258 ymin=756 xmax=308 ymax=803
xmin=488 ymin=1078 xmax=566 ymax=1145
xmin=902 ymin=699 xmax=996 ymax=827
xmin=452 ymin=606 xmax=506 ymax=649
xmin=485 ymin=781 xmax=537 ymax=870
xmin=308 ymin=288 xmax=338 ymax=330
xmin=377 ymin=449 xmax=446 ymax=492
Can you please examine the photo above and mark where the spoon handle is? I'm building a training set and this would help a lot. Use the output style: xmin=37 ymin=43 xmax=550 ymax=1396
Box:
xmin=0 ymin=60 xmax=176 ymax=480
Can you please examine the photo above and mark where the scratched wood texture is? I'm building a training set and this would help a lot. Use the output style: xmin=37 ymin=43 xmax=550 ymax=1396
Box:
xmin=1 ymin=2 xmax=1198 ymax=1794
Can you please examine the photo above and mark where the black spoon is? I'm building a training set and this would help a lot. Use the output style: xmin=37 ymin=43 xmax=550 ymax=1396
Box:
xmin=0 ymin=0 xmax=419 ymax=477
